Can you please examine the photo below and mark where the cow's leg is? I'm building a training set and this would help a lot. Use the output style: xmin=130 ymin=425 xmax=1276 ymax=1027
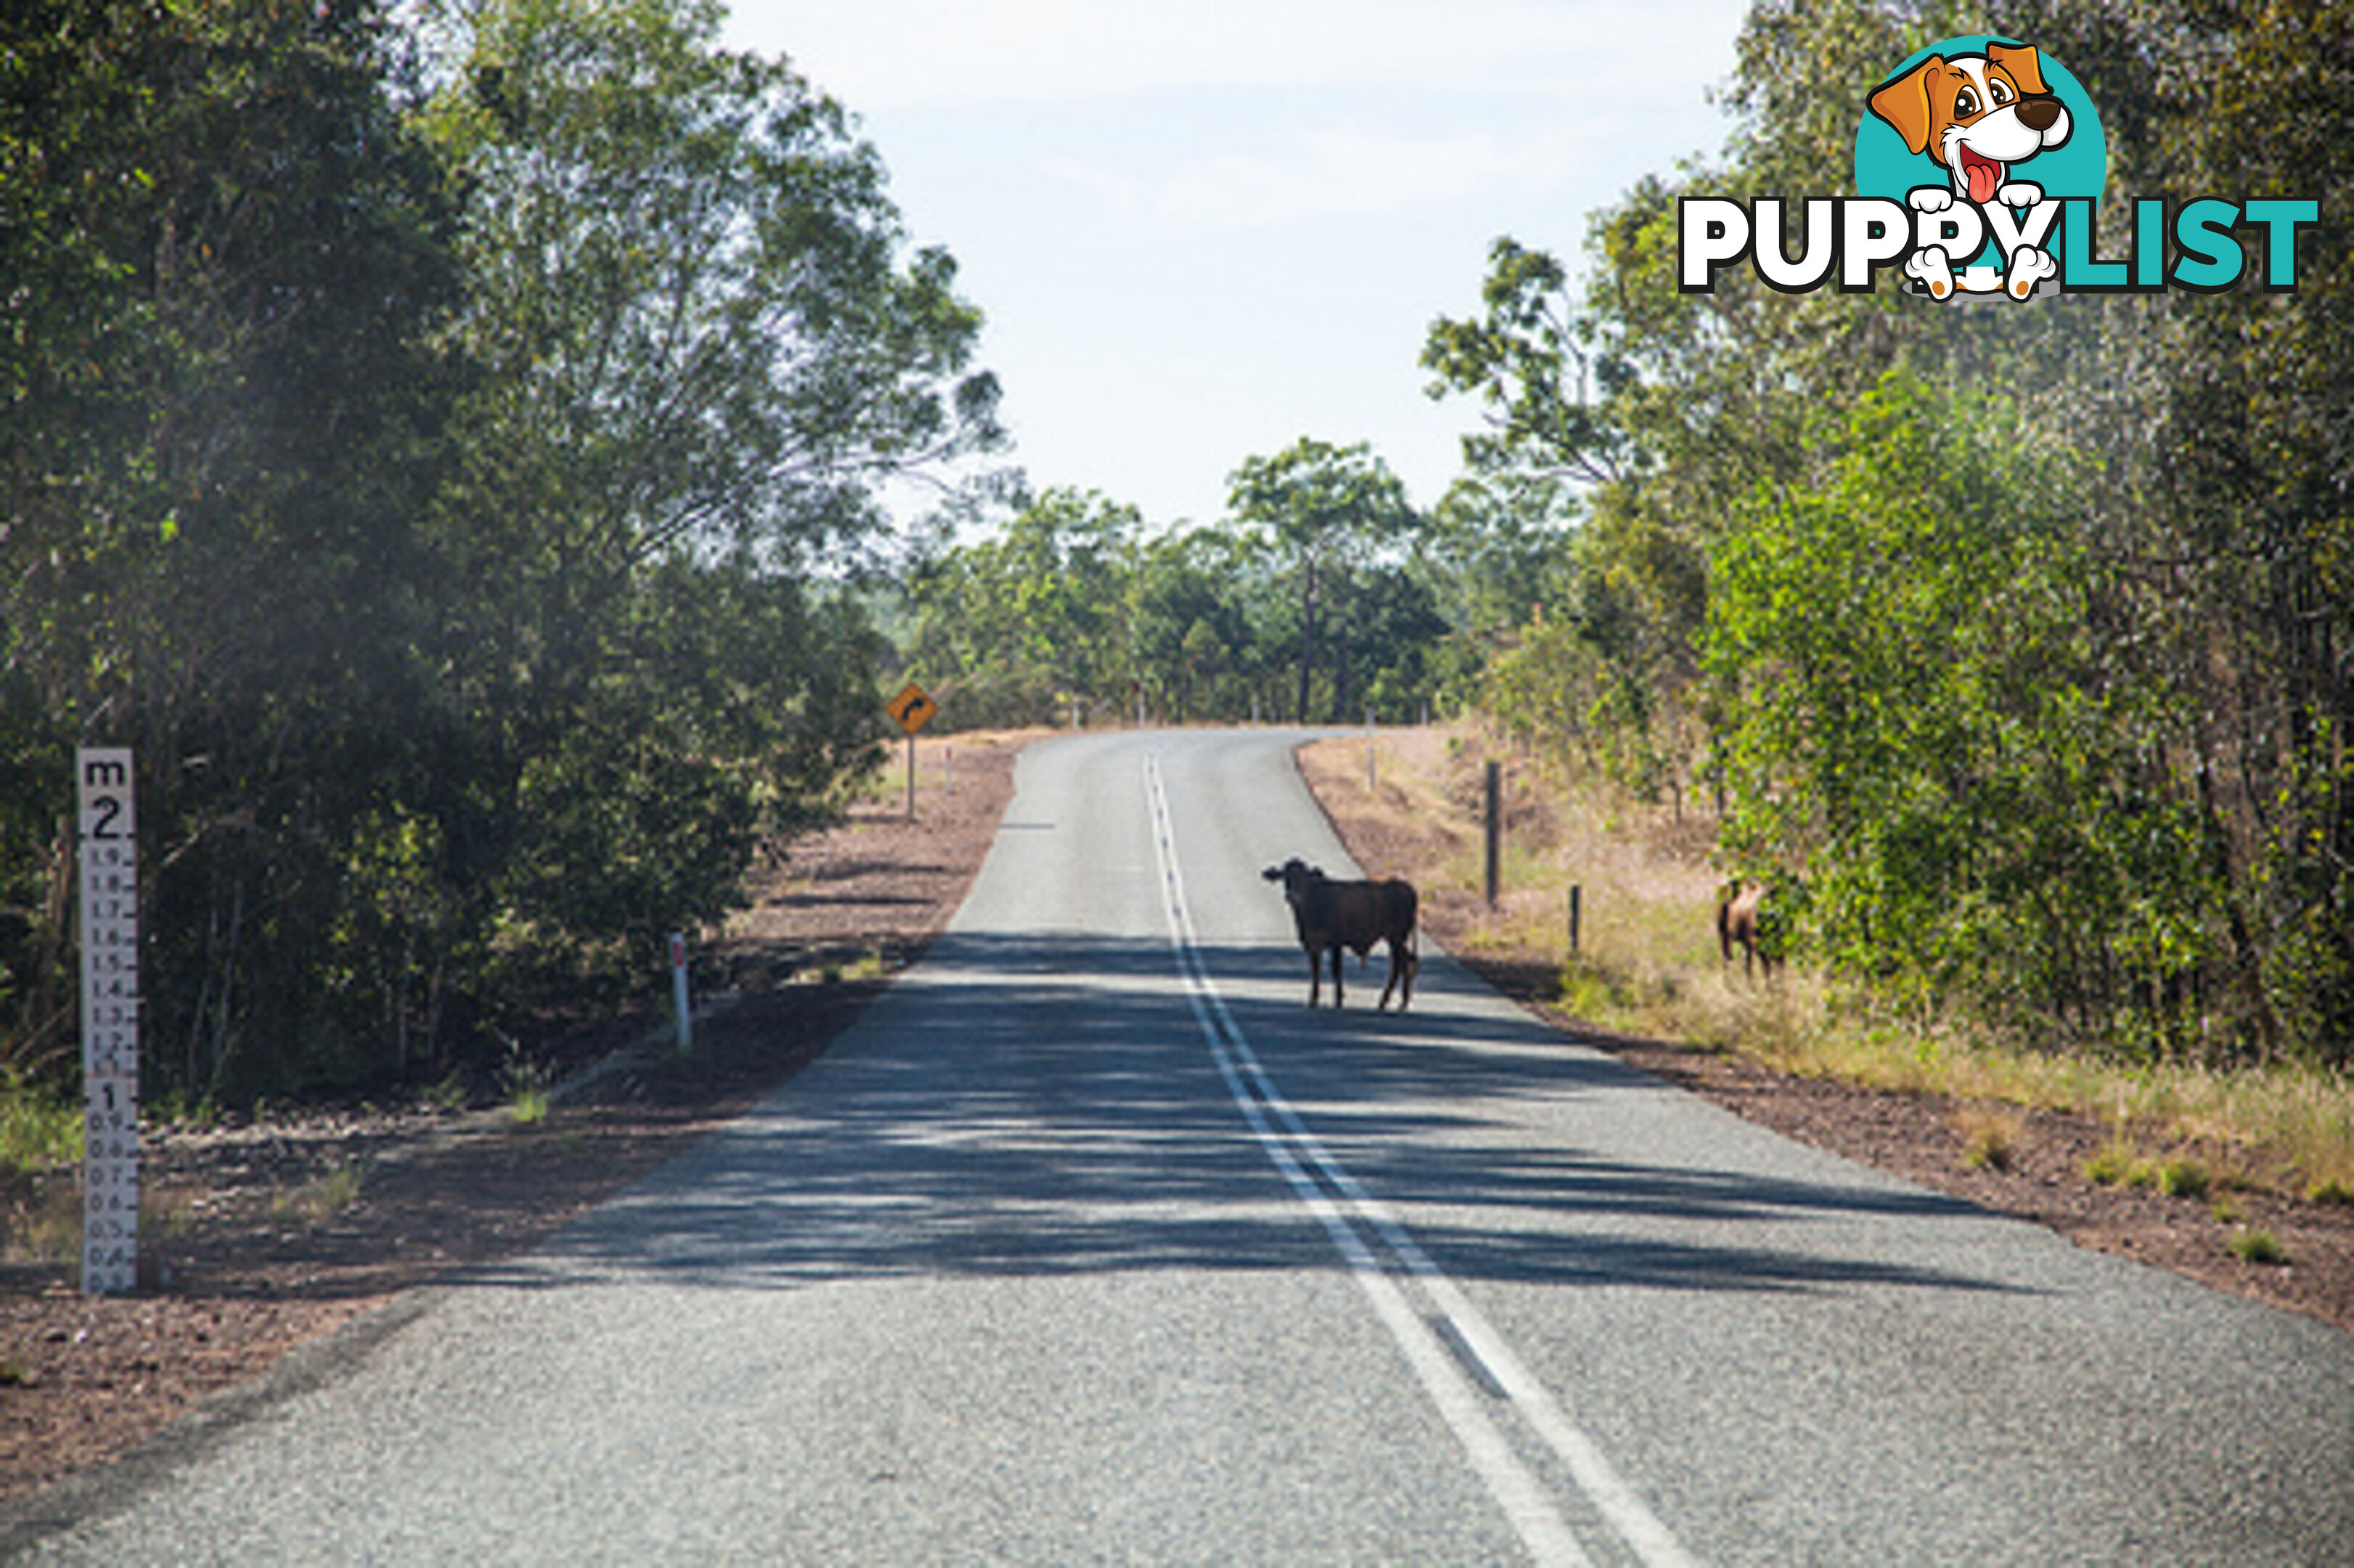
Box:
xmin=1305 ymin=947 xmax=1322 ymax=1007
xmin=1378 ymin=938 xmax=1402 ymax=1010
xmin=1329 ymin=946 xmax=1346 ymax=1008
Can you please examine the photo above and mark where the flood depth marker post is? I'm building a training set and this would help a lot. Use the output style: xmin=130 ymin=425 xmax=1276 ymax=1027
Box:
xmin=77 ymin=748 xmax=139 ymax=1295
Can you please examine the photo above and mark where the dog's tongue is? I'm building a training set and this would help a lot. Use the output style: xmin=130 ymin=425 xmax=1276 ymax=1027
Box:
xmin=1961 ymin=148 xmax=2003 ymax=204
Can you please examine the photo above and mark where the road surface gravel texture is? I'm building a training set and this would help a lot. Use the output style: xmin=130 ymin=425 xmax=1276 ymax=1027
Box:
xmin=15 ymin=730 xmax=2353 ymax=1564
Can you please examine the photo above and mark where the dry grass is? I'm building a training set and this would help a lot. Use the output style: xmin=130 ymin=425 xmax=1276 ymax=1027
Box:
xmin=267 ymin=1159 xmax=367 ymax=1228
xmin=1954 ymin=1105 xmax=2023 ymax=1172
xmin=2 ymin=1175 xmax=79 ymax=1264
xmin=848 ymin=727 xmax=1052 ymax=812
xmin=1305 ymin=725 xmax=2354 ymax=1205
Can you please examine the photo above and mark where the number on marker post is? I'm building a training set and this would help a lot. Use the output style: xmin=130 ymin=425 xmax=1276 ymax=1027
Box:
xmin=77 ymin=749 xmax=139 ymax=1295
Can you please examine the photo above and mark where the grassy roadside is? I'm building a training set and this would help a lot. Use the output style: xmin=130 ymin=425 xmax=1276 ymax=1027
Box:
xmin=1 ymin=1077 xmax=81 ymax=1270
xmin=1302 ymin=726 xmax=2354 ymax=1209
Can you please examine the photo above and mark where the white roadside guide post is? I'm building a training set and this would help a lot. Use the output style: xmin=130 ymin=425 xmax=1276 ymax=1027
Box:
xmin=76 ymin=748 xmax=139 ymax=1295
xmin=670 ymin=932 xmax=693 ymax=1055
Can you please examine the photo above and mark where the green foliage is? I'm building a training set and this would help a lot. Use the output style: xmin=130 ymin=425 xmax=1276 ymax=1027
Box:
xmin=1704 ymin=374 xmax=2210 ymax=1034
xmin=904 ymin=489 xmax=1143 ymax=725
xmin=1417 ymin=473 xmax=1578 ymax=640
xmin=2082 ymin=1141 xmax=2138 ymax=1188
xmin=2090 ymin=1145 xmax=2213 ymax=1201
xmin=5 ymin=0 xmax=469 ymax=1094
xmin=1 ymin=0 xmax=986 ymax=1103
xmin=1419 ymin=237 xmax=1639 ymax=487
xmin=2228 ymin=1228 xmax=2286 ymax=1267
xmin=1127 ymin=528 xmax=1261 ymax=724
xmin=905 ymin=469 xmax=1449 ymax=730
xmin=1482 ymin=609 xmax=1665 ymax=799
xmin=502 ymin=1042 xmax=553 ymax=1126
xmin=1227 ymin=438 xmax=1430 ymax=724
xmin=420 ymin=0 xmax=1000 ymax=576
xmin=0 ymin=1074 xmax=81 ymax=1176
xmin=1447 ymin=0 xmax=2354 ymax=1069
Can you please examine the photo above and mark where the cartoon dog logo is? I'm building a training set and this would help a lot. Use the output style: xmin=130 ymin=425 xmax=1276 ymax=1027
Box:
xmin=1868 ymin=44 xmax=2073 ymax=300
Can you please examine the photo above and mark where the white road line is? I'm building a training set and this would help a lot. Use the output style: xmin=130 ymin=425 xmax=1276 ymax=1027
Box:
xmin=1145 ymin=754 xmax=1700 ymax=1568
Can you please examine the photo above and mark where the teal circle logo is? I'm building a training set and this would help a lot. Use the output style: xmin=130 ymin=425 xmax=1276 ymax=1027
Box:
xmin=1854 ymin=36 xmax=2106 ymax=293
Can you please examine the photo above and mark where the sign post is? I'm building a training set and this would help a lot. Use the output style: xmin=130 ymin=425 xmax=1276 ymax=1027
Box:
xmin=76 ymin=748 xmax=139 ymax=1295
xmin=886 ymin=681 xmax=939 ymax=822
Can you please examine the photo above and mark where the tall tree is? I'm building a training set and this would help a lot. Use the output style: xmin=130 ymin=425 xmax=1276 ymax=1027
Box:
xmin=903 ymin=488 xmax=1140 ymax=725
xmin=1225 ymin=438 xmax=1420 ymax=724
xmin=2 ymin=0 xmax=1008 ymax=1098
xmin=2 ymin=0 xmax=465 ymax=1092
xmin=413 ymin=0 xmax=1003 ymax=982
xmin=418 ymin=0 xmax=1001 ymax=589
xmin=1126 ymin=528 xmax=1256 ymax=724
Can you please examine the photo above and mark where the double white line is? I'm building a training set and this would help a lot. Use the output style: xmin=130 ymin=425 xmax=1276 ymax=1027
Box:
xmin=1145 ymin=755 xmax=1698 ymax=1568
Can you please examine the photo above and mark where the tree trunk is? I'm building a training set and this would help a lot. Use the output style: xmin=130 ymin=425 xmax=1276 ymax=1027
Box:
xmin=1294 ymin=554 xmax=1319 ymax=725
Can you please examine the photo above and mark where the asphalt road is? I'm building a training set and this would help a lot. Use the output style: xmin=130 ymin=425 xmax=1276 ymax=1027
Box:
xmin=17 ymin=729 xmax=2354 ymax=1564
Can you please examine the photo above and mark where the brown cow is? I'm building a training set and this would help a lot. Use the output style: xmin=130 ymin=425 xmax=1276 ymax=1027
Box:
xmin=1716 ymin=880 xmax=1783 ymax=981
xmin=1262 ymin=857 xmax=1419 ymax=1010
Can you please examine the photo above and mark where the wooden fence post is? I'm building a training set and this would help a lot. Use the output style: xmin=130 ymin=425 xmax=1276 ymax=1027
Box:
xmin=1484 ymin=760 xmax=1501 ymax=909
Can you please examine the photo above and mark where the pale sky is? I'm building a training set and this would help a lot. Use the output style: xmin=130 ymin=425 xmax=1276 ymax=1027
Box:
xmin=720 ymin=1 xmax=1754 ymax=529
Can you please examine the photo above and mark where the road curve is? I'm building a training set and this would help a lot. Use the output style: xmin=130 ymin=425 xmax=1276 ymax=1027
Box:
xmin=15 ymin=729 xmax=2353 ymax=1564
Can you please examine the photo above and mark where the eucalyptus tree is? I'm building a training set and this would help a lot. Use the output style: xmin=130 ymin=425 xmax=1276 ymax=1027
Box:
xmin=417 ymin=0 xmax=1000 ymax=586
xmin=1 ymin=0 xmax=465 ymax=1093
xmin=1225 ymin=438 xmax=1421 ymax=724
xmin=1126 ymin=528 xmax=1257 ymax=723
xmin=902 ymin=488 xmax=1141 ymax=726
xmin=2067 ymin=0 xmax=2354 ymax=1061
xmin=413 ymin=0 xmax=1002 ymax=977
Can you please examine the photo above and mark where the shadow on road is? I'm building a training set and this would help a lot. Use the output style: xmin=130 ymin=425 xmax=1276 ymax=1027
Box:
xmin=464 ymin=931 xmax=2029 ymax=1302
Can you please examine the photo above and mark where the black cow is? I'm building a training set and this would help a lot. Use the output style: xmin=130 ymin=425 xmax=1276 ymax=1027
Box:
xmin=1262 ymin=857 xmax=1419 ymax=1010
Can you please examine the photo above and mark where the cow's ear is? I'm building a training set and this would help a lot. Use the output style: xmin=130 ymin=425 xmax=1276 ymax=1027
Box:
xmin=1261 ymin=866 xmax=1281 ymax=881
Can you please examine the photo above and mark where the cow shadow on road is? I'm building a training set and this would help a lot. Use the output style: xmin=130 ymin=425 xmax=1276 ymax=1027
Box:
xmin=472 ymin=930 xmax=2035 ymax=1304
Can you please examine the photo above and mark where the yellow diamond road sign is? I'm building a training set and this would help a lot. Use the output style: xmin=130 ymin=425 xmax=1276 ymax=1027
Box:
xmin=888 ymin=681 xmax=939 ymax=736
